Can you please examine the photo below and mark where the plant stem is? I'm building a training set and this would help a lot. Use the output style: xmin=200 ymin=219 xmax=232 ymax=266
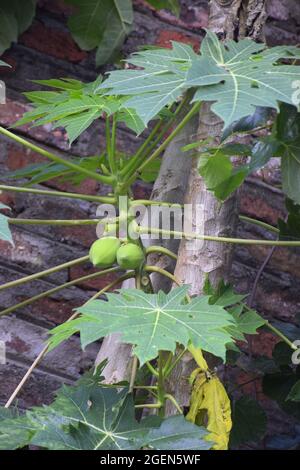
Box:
xmin=164 ymin=348 xmax=187 ymax=378
xmin=164 ymin=393 xmax=183 ymax=414
xmin=0 ymin=184 xmax=115 ymax=204
xmin=0 ymin=266 xmax=122 ymax=317
xmin=138 ymin=226 xmax=300 ymax=247
xmin=145 ymin=246 xmax=178 ymax=260
xmin=123 ymin=94 xmax=193 ymax=180
xmin=157 ymin=351 xmax=166 ymax=417
xmin=266 ymin=321 xmax=298 ymax=350
xmin=106 ymin=115 xmax=117 ymax=175
xmin=239 ymin=215 xmax=280 ymax=234
xmin=8 ymin=218 xmax=101 ymax=226
xmin=4 ymin=272 xmax=134 ymax=408
xmin=0 ymin=126 xmax=114 ymax=185
xmin=120 ymin=101 xmax=201 ymax=192
xmin=135 ymin=403 xmax=161 ymax=409
xmin=120 ymin=119 xmax=163 ymax=178
xmin=129 ymin=356 xmax=139 ymax=393
xmin=0 ymin=255 xmax=89 ymax=292
xmin=146 ymin=361 xmax=159 ymax=377
xmin=138 ymin=102 xmax=201 ymax=174
xmin=145 ymin=265 xmax=181 ymax=285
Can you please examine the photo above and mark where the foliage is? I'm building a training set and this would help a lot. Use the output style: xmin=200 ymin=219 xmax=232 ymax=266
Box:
xmin=49 ymin=286 xmax=239 ymax=363
xmin=66 ymin=0 xmax=133 ymax=67
xmin=229 ymin=397 xmax=267 ymax=447
xmin=0 ymin=1 xmax=180 ymax=66
xmin=0 ymin=367 xmax=211 ymax=450
xmin=100 ymin=31 xmax=300 ymax=128
xmin=1 ymin=30 xmax=300 ymax=451
xmin=0 ymin=0 xmax=37 ymax=55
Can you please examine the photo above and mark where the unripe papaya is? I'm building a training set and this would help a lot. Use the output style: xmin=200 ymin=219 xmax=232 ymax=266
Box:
xmin=117 ymin=243 xmax=145 ymax=270
xmin=89 ymin=237 xmax=121 ymax=268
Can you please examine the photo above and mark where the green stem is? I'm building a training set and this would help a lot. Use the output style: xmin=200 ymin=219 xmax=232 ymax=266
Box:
xmin=133 ymin=385 xmax=158 ymax=390
xmin=106 ymin=115 xmax=117 ymax=175
xmin=239 ymin=215 xmax=280 ymax=234
xmin=146 ymin=361 xmax=159 ymax=377
xmin=164 ymin=394 xmax=183 ymax=414
xmin=145 ymin=246 xmax=178 ymax=261
xmin=145 ymin=265 xmax=181 ymax=285
xmin=8 ymin=218 xmax=101 ymax=226
xmin=0 ymin=267 xmax=126 ymax=317
xmin=138 ymin=226 xmax=300 ymax=247
xmin=135 ymin=403 xmax=161 ymax=409
xmin=157 ymin=351 xmax=166 ymax=417
xmin=120 ymin=102 xmax=201 ymax=192
xmin=124 ymin=94 xmax=192 ymax=180
xmin=120 ymin=119 xmax=163 ymax=178
xmin=0 ymin=126 xmax=114 ymax=185
xmin=0 ymin=184 xmax=115 ymax=204
xmin=164 ymin=348 xmax=187 ymax=379
xmin=138 ymin=102 xmax=201 ymax=174
xmin=266 ymin=322 xmax=298 ymax=350
xmin=242 ymin=303 xmax=297 ymax=350
xmin=0 ymin=255 xmax=89 ymax=292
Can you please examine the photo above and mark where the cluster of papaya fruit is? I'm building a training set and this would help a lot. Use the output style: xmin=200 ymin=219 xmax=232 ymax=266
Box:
xmin=89 ymin=236 xmax=145 ymax=270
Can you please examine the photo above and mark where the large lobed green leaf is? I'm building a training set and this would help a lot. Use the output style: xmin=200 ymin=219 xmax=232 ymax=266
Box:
xmin=100 ymin=30 xmax=300 ymax=129
xmin=66 ymin=0 xmax=133 ymax=66
xmin=50 ymin=286 xmax=239 ymax=364
xmin=14 ymin=77 xmax=145 ymax=145
xmin=0 ymin=368 xmax=211 ymax=450
xmin=0 ymin=0 xmax=37 ymax=55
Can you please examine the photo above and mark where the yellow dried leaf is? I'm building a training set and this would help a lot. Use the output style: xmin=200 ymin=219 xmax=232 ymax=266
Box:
xmin=187 ymin=371 xmax=232 ymax=450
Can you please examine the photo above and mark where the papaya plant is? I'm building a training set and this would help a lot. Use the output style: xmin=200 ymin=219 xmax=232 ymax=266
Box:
xmin=1 ymin=30 xmax=300 ymax=450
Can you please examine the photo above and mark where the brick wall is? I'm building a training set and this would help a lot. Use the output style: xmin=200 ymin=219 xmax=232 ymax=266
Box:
xmin=0 ymin=0 xmax=300 ymax=447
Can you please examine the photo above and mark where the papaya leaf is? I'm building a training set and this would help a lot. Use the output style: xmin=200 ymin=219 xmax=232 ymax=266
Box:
xmin=187 ymin=371 xmax=232 ymax=450
xmin=188 ymin=31 xmax=300 ymax=129
xmin=0 ymin=368 xmax=210 ymax=451
xmin=0 ymin=0 xmax=37 ymax=55
xmin=99 ymin=41 xmax=198 ymax=125
xmin=230 ymin=397 xmax=267 ymax=447
xmin=221 ymin=106 xmax=272 ymax=141
xmin=0 ymin=203 xmax=14 ymax=246
xmin=143 ymin=415 xmax=211 ymax=450
xmin=49 ymin=286 xmax=236 ymax=363
xmin=66 ymin=0 xmax=133 ymax=66
xmin=100 ymin=31 xmax=300 ymax=128
xmin=15 ymin=78 xmax=145 ymax=144
xmin=274 ymin=104 xmax=300 ymax=204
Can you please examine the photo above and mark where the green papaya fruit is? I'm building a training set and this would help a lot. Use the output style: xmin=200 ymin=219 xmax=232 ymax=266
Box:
xmin=89 ymin=237 xmax=121 ymax=268
xmin=117 ymin=243 xmax=145 ymax=270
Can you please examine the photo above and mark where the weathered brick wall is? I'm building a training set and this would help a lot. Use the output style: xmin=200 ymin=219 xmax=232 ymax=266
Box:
xmin=0 ymin=0 xmax=299 ymax=447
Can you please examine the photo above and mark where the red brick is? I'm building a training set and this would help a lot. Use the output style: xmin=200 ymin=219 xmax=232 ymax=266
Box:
xmin=155 ymin=30 xmax=200 ymax=51
xmin=29 ymin=297 xmax=81 ymax=324
xmin=239 ymin=193 xmax=283 ymax=226
xmin=20 ymin=22 xmax=87 ymax=63
xmin=69 ymin=264 xmax=120 ymax=291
